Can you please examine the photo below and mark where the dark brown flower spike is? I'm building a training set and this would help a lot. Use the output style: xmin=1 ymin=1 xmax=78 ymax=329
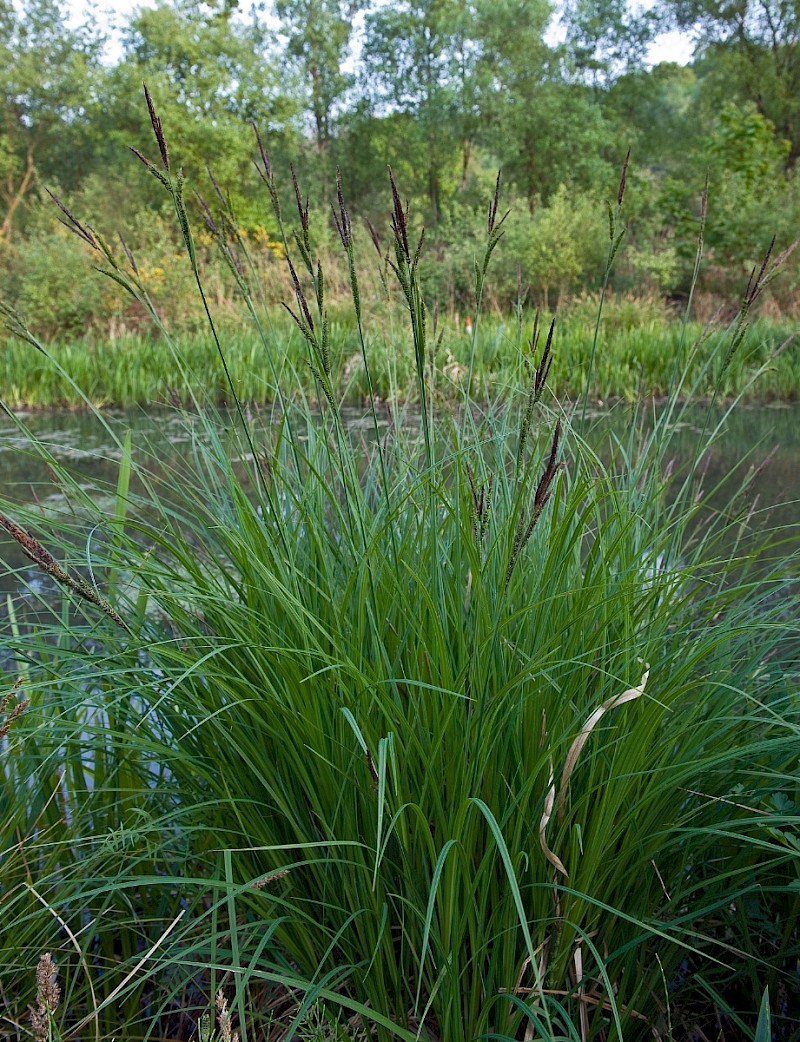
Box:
xmin=617 ymin=148 xmax=631 ymax=207
xmin=207 ymin=166 xmax=226 ymax=207
xmin=507 ymin=421 xmax=563 ymax=584
xmin=535 ymin=318 xmax=555 ymax=399
xmin=143 ymin=81 xmax=170 ymax=171
xmin=285 ymin=254 xmax=314 ymax=333
xmin=466 ymin=463 xmax=494 ymax=544
xmin=518 ymin=312 xmax=556 ymax=467
xmin=487 ymin=171 xmax=509 ymax=236
xmin=744 ymin=235 xmax=775 ymax=307
xmin=0 ymin=512 xmax=129 ymax=631
xmin=252 ymin=122 xmax=272 ymax=182
xmin=252 ymin=123 xmax=283 ymax=226
xmin=291 ymin=164 xmax=309 ymax=238
xmin=333 ymin=168 xmax=352 ymax=250
xmin=45 ymin=190 xmax=98 ymax=250
xmin=534 ymin=421 xmax=562 ymax=513
xmin=770 ymin=238 xmax=799 ymax=273
xmin=195 ymin=192 xmax=219 ymax=235
xmin=366 ymin=219 xmax=382 ymax=257
xmin=118 ymin=234 xmax=139 ymax=275
xmin=388 ymin=167 xmax=411 ymax=265
xmin=488 ymin=171 xmax=501 ymax=234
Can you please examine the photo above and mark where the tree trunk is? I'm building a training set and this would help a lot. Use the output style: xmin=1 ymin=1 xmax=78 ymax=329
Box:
xmin=0 ymin=145 xmax=36 ymax=242
xmin=461 ymin=138 xmax=472 ymax=185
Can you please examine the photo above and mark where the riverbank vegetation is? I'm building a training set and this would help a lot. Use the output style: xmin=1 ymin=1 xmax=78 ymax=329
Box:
xmin=1 ymin=309 xmax=798 ymax=410
xmin=2 ymin=0 xmax=800 ymax=355
xmin=0 ymin=91 xmax=798 ymax=1042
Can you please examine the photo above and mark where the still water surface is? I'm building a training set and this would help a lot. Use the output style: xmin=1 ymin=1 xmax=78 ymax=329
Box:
xmin=2 ymin=402 xmax=799 ymax=599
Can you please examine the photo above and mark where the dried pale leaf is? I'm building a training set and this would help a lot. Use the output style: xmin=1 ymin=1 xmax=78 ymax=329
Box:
xmin=557 ymin=665 xmax=649 ymax=822
xmin=539 ymin=756 xmax=569 ymax=878
xmin=575 ymin=947 xmax=589 ymax=1042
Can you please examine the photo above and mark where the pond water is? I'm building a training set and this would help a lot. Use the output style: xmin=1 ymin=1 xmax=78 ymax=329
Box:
xmin=1 ymin=401 xmax=799 ymax=602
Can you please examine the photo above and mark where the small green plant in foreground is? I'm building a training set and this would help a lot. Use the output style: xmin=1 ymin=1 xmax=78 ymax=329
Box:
xmin=0 ymin=88 xmax=798 ymax=1042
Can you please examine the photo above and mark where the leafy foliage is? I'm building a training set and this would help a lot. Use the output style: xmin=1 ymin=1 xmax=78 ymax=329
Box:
xmin=0 ymin=96 xmax=798 ymax=1042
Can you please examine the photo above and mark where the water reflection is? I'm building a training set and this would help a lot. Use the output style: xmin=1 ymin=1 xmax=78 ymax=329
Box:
xmin=2 ymin=402 xmax=799 ymax=602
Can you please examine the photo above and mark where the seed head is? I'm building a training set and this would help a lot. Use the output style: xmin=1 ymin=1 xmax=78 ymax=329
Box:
xmin=534 ymin=317 xmax=555 ymax=401
xmin=45 ymin=190 xmax=98 ymax=250
xmin=617 ymin=148 xmax=631 ymax=207
xmin=366 ymin=219 xmax=382 ymax=257
xmin=291 ymin=164 xmax=309 ymax=238
xmin=0 ymin=512 xmax=129 ymax=631
xmin=118 ymin=234 xmax=139 ymax=274
xmin=488 ymin=171 xmax=502 ymax=234
xmin=285 ymin=255 xmax=314 ymax=334
xmin=0 ymin=678 xmax=29 ymax=739
xmin=252 ymin=122 xmax=272 ymax=181
xmin=143 ymin=82 xmax=170 ymax=171
xmin=195 ymin=192 xmax=219 ymax=236
xmin=215 ymin=991 xmax=240 ymax=1042
xmin=333 ymin=168 xmax=352 ymax=250
xmin=388 ymin=167 xmax=411 ymax=265
xmin=507 ymin=421 xmax=563 ymax=585
xmin=253 ymin=869 xmax=289 ymax=889
xmin=29 ymin=953 xmax=60 ymax=1042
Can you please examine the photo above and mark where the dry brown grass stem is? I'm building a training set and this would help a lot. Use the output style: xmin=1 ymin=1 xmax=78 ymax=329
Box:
xmin=509 ymin=984 xmax=655 ymax=1028
xmin=574 ymin=947 xmax=589 ymax=1042
xmin=504 ymin=944 xmax=657 ymax=1040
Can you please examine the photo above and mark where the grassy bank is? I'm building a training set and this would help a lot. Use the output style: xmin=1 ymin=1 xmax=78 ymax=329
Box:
xmin=1 ymin=311 xmax=797 ymax=409
xmin=1 ymin=98 xmax=798 ymax=1042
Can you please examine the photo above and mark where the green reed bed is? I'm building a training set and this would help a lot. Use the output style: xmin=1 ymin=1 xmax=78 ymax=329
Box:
xmin=0 ymin=314 xmax=796 ymax=411
xmin=0 ymin=91 xmax=798 ymax=1042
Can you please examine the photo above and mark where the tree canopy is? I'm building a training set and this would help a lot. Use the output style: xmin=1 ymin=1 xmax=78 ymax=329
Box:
xmin=1 ymin=0 xmax=798 ymax=314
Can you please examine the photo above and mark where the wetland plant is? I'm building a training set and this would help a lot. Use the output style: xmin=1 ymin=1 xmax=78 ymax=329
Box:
xmin=0 ymin=89 xmax=798 ymax=1042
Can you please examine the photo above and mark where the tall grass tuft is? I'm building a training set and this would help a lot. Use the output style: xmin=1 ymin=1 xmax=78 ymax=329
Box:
xmin=0 ymin=88 xmax=798 ymax=1042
